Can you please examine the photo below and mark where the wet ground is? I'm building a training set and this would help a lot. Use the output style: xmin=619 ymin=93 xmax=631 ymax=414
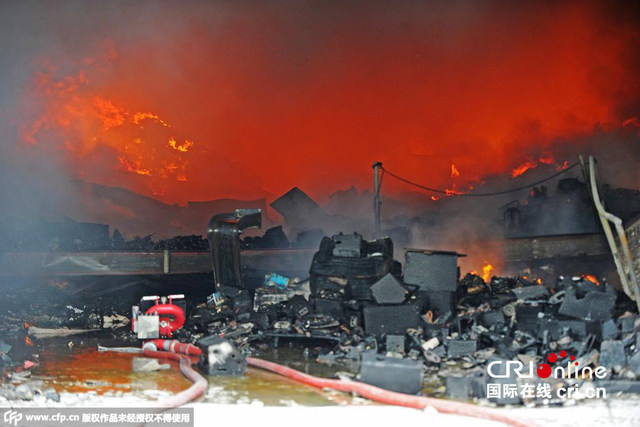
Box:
xmin=1 ymin=277 xmax=639 ymax=426
xmin=15 ymin=336 xmax=368 ymax=406
xmin=3 ymin=336 xmax=640 ymax=427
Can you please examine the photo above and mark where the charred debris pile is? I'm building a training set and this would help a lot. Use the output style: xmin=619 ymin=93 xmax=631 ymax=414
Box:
xmin=2 ymin=230 xmax=640 ymax=405
xmin=4 ymin=176 xmax=637 ymax=254
xmin=188 ymin=231 xmax=639 ymax=404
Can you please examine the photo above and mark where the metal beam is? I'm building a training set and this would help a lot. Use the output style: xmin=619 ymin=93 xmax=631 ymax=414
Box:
xmin=0 ymin=249 xmax=316 ymax=277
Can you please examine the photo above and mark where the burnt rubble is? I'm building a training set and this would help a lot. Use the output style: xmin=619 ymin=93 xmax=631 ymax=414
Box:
xmin=184 ymin=232 xmax=640 ymax=405
xmin=0 ymin=223 xmax=324 ymax=253
xmin=2 ymin=230 xmax=640 ymax=406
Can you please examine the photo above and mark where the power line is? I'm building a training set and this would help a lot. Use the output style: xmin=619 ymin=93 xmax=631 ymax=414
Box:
xmin=380 ymin=161 xmax=580 ymax=197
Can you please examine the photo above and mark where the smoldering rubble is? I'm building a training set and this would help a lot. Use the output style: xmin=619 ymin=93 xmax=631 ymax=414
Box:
xmin=2 ymin=230 xmax=639 ymax=406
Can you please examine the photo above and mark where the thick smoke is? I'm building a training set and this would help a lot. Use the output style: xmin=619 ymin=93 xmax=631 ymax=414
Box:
xmin=0 ymin=1 xmax=639 ymax=249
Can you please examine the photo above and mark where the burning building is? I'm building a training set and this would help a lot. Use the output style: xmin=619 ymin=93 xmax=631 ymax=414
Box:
xmin=1 ymin=1 xmax=640 ymax=426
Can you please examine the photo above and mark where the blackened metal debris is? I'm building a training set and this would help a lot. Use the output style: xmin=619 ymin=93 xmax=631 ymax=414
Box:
xmin=3 ymin=227 xmax=640 ymax=406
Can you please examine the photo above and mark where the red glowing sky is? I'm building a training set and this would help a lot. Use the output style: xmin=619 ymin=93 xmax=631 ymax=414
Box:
xmin=10 ymin=1 xmax=640 ymax=204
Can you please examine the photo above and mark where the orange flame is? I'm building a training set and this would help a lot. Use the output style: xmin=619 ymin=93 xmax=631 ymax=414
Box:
xmin=451 ymin=164 xmax=460 ymax=178
xmin=132 ymin=112 xmax=169 ymax=127
xmin=25 ymin=336 xmax=34 ymax=346
xmin=539 ymin=151 xmax=554 ymax=165
xmin=168 ymin=138 xmax=194 ymax=152
xmin=445 ymin=183 xmax=466 ymax=196
xmin=622 ymin=117 xmax=640 ymax=136
xmin=583 ymin=274 xmax=600 ymax=285
xmin=118 ymin=157 xmax=152 ymax=176
xmin=21 ymin=49 xmax=195 ymax=197
xmin=511 ymin=159 xmax=538 ymax=178
xmin=481 ymin=262 xmax=494 ymax=283
xmin=15 ymin=3 xmax=639 ymax=206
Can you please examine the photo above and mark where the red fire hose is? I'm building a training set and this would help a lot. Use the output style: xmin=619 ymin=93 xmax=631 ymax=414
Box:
xmin=140 ymin=340 xmax=206 ymax=408
xmin=247 ymin=356 xmax=532 ymax=427
xmin=104 ymin=340 xmax=530 ymax=426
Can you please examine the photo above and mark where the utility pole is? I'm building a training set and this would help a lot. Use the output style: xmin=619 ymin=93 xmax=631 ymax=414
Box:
xmin=373 ymin=161 xmax=382 ymax=239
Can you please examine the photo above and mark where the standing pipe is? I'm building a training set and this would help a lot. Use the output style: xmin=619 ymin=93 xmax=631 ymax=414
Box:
xmin=588 ymin=156 xmax=640 ymax=308
xmin=373 ymin=161 xmax=383 ymax=240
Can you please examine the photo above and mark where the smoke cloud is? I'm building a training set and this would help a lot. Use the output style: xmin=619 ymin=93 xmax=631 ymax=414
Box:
xmin=1 ymin=1 xmax=639 ymax=225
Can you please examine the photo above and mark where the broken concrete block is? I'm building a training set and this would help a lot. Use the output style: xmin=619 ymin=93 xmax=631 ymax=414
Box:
xmin=447 ymin=339 xmax=477 ymax=358
xmin=618 ymin=315 xmax=637 ymax=334
xmin=558 ymin=286 xmax=616 ymax=321
xmin=602 ymin=319 xmax=619 ymax=340
xmin=628 ymin=351 xmax=640 ymax=377
xmin=481 ymin=310 xmax=506 ymax=327
xmin=516 ymin=305 xmax=545 ymax=333
xmin=403 ymin=249 xmax=462 ymax=291
xmin=286 ymin=295 xmax=311 ymax=319
xmin=598 ymin=340 xmax=627 ymax=369
xmin=446 ymin=375 xmax=473 ymax=399
xmin=511 ymin=285 xmax=550 ymax=301
xmin=386 ymin=335 xmax=405 ymax=354
xmin=269 ymin=187 xmax=326 ymax=228
xmin=446 ymin=372 xmax=487 ymax=399
xmin=363 ymin=305 xmax=420 ymax=336
xmin=538 ymin=319 xmax=591 ymax=340
xmin=408 ymin=290 xmax=430 ymax=313
xmin=371 ymin=273 xmax=406 ymax=304
xmin=426 ymin=291 xmax=457 ymax=315
xmin=314 ymin=297 xmax=344 ymax=321
xmin=359 ymin=352 xmax=424 ymax=394
xmin=471 ymin=375 xmax=487 ymax=398
xmin=331 ymin=233 xmax=363 ymax=258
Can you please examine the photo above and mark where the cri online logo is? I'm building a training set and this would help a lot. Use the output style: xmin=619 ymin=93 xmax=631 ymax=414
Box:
xmin=537 ymin=350 xmax=577 ymax=378
xmin=487 ymin=349 xmax=608 ymax=379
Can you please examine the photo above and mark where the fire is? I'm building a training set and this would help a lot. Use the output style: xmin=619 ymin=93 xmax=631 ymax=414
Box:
xmin=12 ymin=2 xmax=640 ymax=205
xmin=539 ymin=151 xmax=554 ymax=165
xmin=132 ymin=112 xmax=169 ymax=127
xmin=511 ymin=153 xmax=570 ymax=178
xmin=20 ymin=49 xmax=195 ymax=200
xmin=118 ymin=157 xmax=152 ymax=176
xmin=623 ymin=117 xmax=640 ymax=136
xmin=445 ymin=184 xmax=466 ymax=196
xmin=481 ymin=262 xmax=494 ymax=283
xmin=511 ymin=159 xmax=538 ymax=178
xmin=582 ymin=274 xmax=600 ymax=285
xmin=25 ymin=336 xmax=34 ymax=346
xmin=168 ymin=138 xmax=194 ymax=152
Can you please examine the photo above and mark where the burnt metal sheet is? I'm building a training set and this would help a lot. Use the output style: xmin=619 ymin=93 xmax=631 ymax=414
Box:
xmin=0 ymin=249 xmax=316 ymax=277
xmin=501 ymin=233 xmax=609 ymax=262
